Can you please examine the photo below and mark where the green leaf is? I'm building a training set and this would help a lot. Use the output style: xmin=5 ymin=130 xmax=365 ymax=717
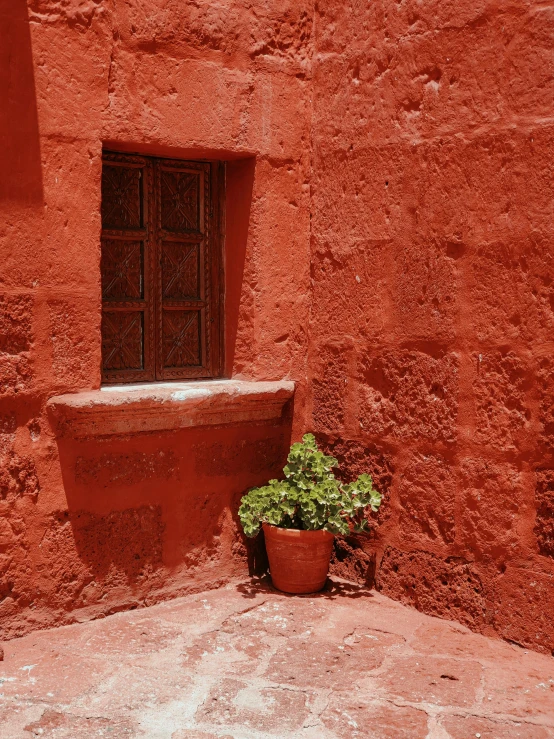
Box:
xmin=237 ymin=433 xmax=383 ymax=537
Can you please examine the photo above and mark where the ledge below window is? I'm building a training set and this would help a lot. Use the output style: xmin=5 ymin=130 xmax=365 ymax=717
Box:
xmin=47 ymin=380 xmax=295 ymax=438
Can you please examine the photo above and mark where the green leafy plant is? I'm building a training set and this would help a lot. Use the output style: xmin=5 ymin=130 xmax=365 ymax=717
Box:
xmin=238 ymin=433 xmax=382 ymax=538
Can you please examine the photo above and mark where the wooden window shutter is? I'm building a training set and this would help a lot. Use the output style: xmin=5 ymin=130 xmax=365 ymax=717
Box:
xmin=100 ymin=152 xmax=222 ymax=384
xmin=100 ymin=153 xmax=154 ymax=383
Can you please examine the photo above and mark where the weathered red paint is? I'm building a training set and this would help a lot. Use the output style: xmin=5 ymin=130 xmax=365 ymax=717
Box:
xmin=0 ymin=0 xmax=310 ymax=640
xmin=1 ymin=0 xmax=553 ymax=657
xmin=311 ymin=0 xmax=554 ymax=654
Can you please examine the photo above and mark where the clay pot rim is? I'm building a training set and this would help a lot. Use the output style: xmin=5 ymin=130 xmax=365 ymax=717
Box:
xmin=262 ymin=523 xmax=335 ymax=541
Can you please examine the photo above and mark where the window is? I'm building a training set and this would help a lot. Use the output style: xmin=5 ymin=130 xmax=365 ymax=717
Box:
xmin=100 ymin=151 xmax=223 ymax=384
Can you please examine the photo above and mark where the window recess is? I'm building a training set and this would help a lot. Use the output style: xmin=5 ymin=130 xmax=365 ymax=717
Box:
xmin=100 ymin=151 xmax=223 ymax=384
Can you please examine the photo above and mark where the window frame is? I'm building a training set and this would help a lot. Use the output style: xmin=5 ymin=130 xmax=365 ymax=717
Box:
xmin=100 ymin=150 xmax=224 ymax=385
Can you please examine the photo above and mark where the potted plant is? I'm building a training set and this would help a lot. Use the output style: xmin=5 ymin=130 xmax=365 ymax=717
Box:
xmin=238 ymin=433 xmax=382 ymax=594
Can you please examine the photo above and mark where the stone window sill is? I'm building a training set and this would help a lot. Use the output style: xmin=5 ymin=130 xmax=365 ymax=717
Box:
xmin=47 ymin=380 xmax=295 ymax=438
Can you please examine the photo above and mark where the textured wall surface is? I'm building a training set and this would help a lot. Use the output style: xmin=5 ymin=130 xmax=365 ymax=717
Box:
xmin=0 ymin=0 xmax=311 ymax=639
xmin=310 ymin=0 xmax=554 ymax=654
xmin=2 ymin=0 xmax=554 ymax=655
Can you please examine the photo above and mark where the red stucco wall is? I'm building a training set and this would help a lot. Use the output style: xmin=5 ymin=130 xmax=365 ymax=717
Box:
xmin=2 ymin=0 xmax=554 ymax=655
xmin=0 ymin=0 xmax=311 ymax=639
xmin=310 ymin=1 xmax=554 ymax=654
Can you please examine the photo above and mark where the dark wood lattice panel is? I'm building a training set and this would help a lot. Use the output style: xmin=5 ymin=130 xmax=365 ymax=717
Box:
xmin=162 ymin=310 xmax=201 ymax=367
xmin=100 ymin=151 xmax=222 ymax=384
xmin=100 ymin=153 xmax=153 ymax=383
xmin=101 ymin=240 xmax=143 ymax=300
xmin=156 ymin=160 xmax=214 ymax=379
xmin=161 ymin=242 xmax=200 ymax=300
xmin=101 ymin=165 xmax=142 ymax=229
xmin=101 ymin=311 xmax=144 ymax=370
xmin=160 ymin=170 xmax=200 ymax=233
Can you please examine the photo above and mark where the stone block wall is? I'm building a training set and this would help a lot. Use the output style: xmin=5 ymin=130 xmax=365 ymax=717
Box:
xmin=0 ymin=0 xmax=311 ymax=639
xmin=310 ymin=0 xmax=554 ymax=654
xmin=2 ymin=0 xmax=554 ymax=654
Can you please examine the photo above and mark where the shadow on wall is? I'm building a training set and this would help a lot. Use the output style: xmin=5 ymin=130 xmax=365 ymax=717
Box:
xmin=51 ymin=421 xmax=291 ymax=609
xmin=224 ymin=157 xmax=255 ymax=375
xmin=0 ymin=0 xmax=43 ymax=204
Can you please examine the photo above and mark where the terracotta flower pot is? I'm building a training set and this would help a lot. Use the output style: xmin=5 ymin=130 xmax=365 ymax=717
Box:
xmin=262 ymin=523 xmax=335 ymax=594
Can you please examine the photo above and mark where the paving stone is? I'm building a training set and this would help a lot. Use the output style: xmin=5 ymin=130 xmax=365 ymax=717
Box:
xmin=23 ymin=709 xmax=138 ymax=738
xmin=482 ymin=660 xmax=554 ymax=721
xmin=265 ymin=629 xmax=402 ymax=688
xmin=411 ymin=621 xmax=522 ymax=663
xmin=0 ymin=580 xmax=552 ymax=738
xmin=320 ymin=694 xmax=429 ymax=739
xmin=441 ymin=714 xmax=553 ymax=739
xmin=373 ymin=654 xmax=483 ymax=708
xmin=172 ymin=732 xmax=233 ymax=739
xmin=195 ymin=678 xmax=311 ymax=734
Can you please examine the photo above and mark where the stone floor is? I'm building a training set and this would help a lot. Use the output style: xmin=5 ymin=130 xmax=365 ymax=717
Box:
xmin=1 ymin=579 xmax=554 ymax=739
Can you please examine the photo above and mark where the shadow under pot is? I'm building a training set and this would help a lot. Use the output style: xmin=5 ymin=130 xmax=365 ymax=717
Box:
xmin=262 ymin=523 xmax=335 ymax=594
